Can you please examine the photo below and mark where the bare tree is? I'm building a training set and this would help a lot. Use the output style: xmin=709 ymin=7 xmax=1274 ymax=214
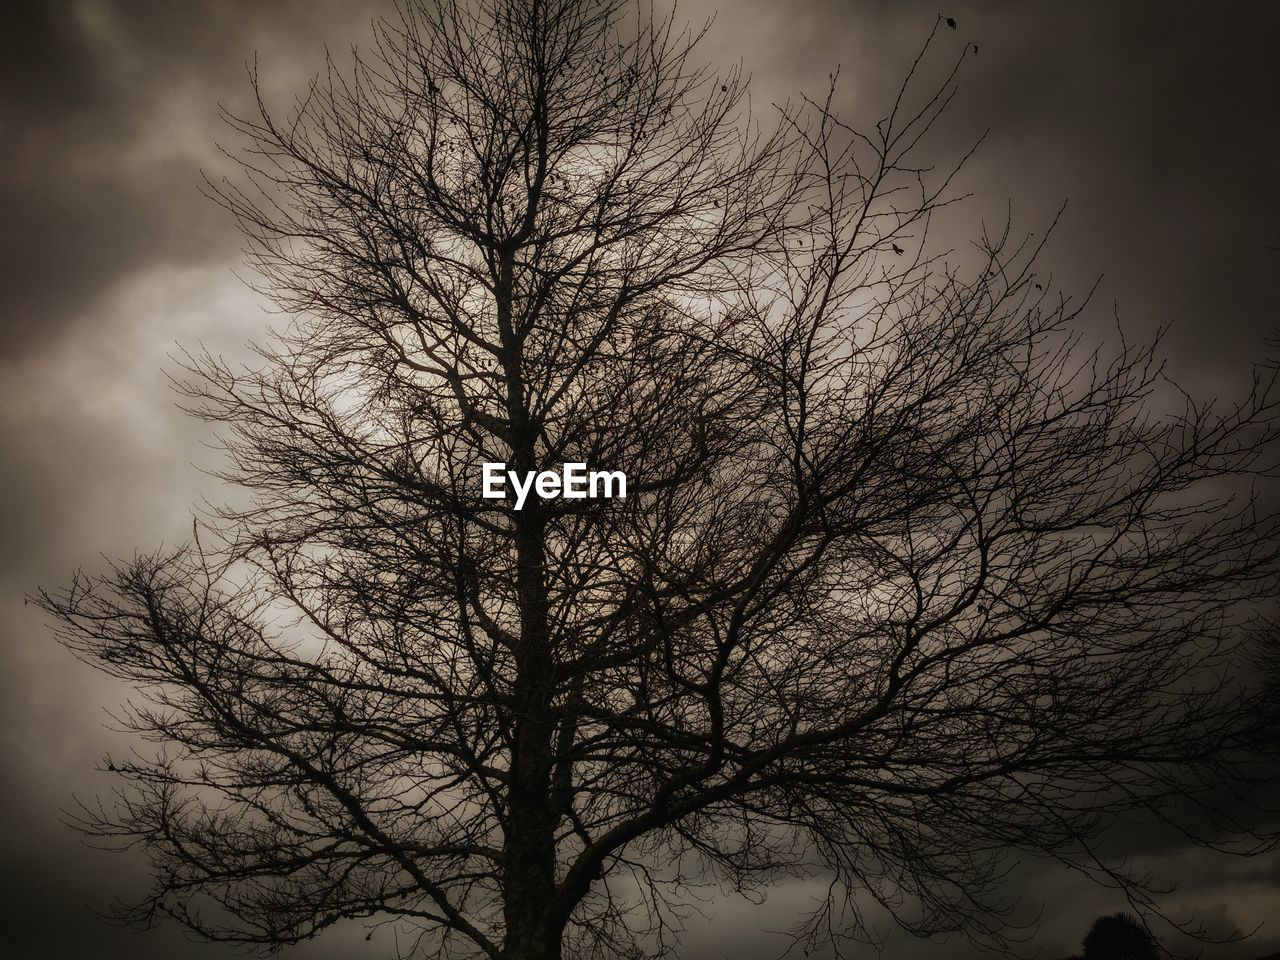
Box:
xmin=40 ymin=2 xmax=1280 ymax=959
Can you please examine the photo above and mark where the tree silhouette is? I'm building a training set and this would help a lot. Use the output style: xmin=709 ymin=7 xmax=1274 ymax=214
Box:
xmin=39 ymin=2 xmax=1280 ymax=959
xmin=1081 ymin=913 xmax=1158 ymax=960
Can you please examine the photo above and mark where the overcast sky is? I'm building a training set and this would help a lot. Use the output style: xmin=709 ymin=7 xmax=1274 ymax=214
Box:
xmin=2 ymin=2 xmax=1279 ymax=958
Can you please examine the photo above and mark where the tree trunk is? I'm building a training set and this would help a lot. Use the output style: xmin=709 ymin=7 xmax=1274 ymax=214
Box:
xmin=499 ymin=251 xmax=564 ymax=960
xmin=501 ymin=512 xmax=564 ymax=960
xmin=501 ymin=899 xmax=563 ymax=960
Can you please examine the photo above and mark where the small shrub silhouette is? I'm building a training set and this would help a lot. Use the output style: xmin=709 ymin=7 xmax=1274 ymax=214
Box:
xmin=1082 ymin=913 xmax=1157 ymax=960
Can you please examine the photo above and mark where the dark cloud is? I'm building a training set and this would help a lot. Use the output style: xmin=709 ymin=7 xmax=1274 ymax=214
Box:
xmin=0 ymin=0 xmax=387 ymax=356
xmin=731 ymin=0 xmax=1280 ymax=385
xmin=2 ymin=2 xmax=1278 ymax=958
